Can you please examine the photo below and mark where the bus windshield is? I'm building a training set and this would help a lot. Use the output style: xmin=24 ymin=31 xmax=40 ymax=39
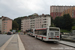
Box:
xmin=49 ymin=28 xmax=59 ymax=31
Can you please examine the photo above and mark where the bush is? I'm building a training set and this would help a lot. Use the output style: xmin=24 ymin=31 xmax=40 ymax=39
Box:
xmin=72 ymin=26 xmax=75 ymax=30
xmin=60 ymin=29 xmax=70 ymax=32
xmin=18 ymin=30 xmax=21 ymax=32
xmin=50 ymin=23 xmax=55 ymax=27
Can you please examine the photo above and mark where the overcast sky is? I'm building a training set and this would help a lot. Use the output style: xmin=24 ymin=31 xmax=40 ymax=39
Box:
xmin=0 ymin=0 xmax=75 ymax=19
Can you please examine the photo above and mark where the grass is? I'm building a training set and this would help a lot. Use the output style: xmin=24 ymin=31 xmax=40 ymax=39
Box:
xmin=18 ymin=30 xmax=21 ymax=32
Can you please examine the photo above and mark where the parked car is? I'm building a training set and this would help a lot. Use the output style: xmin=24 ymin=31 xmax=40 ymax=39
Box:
xmin=7 ymin=32 xmax=13 ymax=35
xmin=13 ymin=32 xmax=15 ymax=34
xmin=11 ymin=32 xmax=13 ymax=34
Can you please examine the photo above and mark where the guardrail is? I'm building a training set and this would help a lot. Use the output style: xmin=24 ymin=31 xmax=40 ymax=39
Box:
xmin=61 ymin=38 xmax=75 ymax=42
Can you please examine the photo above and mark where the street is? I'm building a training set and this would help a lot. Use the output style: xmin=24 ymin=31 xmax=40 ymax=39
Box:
xmin=0 ymin=34 xmax=12 ymax=47
xmin=19 ymin=34 xmax=75 ymax=50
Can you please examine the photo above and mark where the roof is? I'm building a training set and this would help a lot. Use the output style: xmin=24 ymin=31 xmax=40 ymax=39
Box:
xmin=35 ymin=28 xmax=47 ymax=30
xmin=0 ymin=16 xmax=12 ymax=20
xmin=21 ymin=14 xmax=50 ymax=20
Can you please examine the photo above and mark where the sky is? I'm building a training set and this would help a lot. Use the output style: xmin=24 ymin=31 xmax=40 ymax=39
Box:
xmin=0 ymin=0 xmax=75 ymax=19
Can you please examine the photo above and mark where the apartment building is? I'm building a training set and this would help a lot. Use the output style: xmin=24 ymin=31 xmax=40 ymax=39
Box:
xmin=0 ymin=19 xmax=2 ymax=33
xmin=21 ymin=14 xmax=51 ymax=32
xmin=50 ymin=6 xmax=75 ymax=19
xmin=0 ymin=16 xmax=12 ymax=33
xmin=61 ymin=7 xmax=75 ymax=17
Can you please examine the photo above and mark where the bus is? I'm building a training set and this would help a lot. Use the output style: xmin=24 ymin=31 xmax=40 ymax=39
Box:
xmin=26 ymin=29 xmax=35 ymax=37
xmin=34 ymin=27 xmax=60 ymax=42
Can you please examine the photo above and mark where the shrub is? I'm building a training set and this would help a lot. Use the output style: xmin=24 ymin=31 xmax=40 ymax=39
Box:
xmin=72 ymin=26 xmax=75 ymax=30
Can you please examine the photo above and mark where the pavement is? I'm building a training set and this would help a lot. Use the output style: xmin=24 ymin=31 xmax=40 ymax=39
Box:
xmin=59 ymin=40 xmax=75 ymax=48
xmin=0 ymin=34 xmax=25 ymax=50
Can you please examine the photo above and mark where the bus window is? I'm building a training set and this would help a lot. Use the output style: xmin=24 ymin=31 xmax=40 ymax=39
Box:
xmin=35 ymin=31 xmax=39 ymax=34
xmin=38 ymin=30 xmax=47 ymax=36
xmin=43 ymin=31 xmax=46 ymax=35
xmin=39 ymin=31 xmax=43 ymax=35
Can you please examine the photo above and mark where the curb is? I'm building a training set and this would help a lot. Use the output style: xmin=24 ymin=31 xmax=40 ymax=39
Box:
xmin=59 ymin=42 xmax=75 ymax=48
xmin=0 ymin=35 xmax=14 ymax=50
xmin=62 ymin=38 xmax=75 ymax=42
xmin=18 ymin=34 xmax=25 ymax=50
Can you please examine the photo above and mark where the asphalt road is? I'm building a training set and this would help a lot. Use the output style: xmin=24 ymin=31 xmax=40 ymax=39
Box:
xmin=0 ymin=34 xmax=12 ymax=47
xmin=20 ymin=34 xmax=75 ymax=50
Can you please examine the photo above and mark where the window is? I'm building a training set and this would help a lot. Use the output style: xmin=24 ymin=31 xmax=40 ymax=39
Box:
xmin=72 ymin=10 xmax=74 ymax=17
xmin=43 ymin=19 xmax=46 ymax=20
xmin=35 ymin=31 xmax=39 ymax=34
xmin=4 ymin=22 xmax=7 ymax=23
xmin=4 ymin=24 xmax=6 ymax=25
xmin=44 ymin=21 xmax=46 ymax=23
xmin=35 ymin=29 xmax=47 ymax=36
xmin=39 ymin=30 xmax=46 ymax=35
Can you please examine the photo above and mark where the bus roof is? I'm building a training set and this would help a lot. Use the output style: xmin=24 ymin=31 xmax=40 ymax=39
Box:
xmin=35 ymin=28 xmax=47 ymax=30
xmin=34 ymin=27 xmax=60 ymax=30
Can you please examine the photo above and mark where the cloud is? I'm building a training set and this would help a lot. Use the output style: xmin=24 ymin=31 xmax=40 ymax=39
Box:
xmin=0 ymin=0 xmax=75 ymax=19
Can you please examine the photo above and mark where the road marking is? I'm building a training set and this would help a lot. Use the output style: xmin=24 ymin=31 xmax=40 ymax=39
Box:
xmin=18 ymin=34 xmax=25 ymax=50
xmin=0 ymin=35 xmax=14 ymax=50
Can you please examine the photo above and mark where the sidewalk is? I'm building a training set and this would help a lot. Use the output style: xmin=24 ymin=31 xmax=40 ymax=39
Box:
xmin=5 ymin=34 xmax=19 ymax=50
xmin=59 ymin=40 xmax=75 ymax=48
xmin=0 ymin=34 xmax=25 ymax=50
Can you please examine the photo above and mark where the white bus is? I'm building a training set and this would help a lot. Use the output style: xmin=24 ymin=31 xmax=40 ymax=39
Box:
xmin=34 ymin=27 xmax=60 ymax=42
xmin=26 ymin=29 xmax=35 ymax=37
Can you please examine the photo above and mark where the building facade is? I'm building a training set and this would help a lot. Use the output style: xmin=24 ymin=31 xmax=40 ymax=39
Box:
xmin=21 ymin=14 xmax=51 ymax=32
xmin=0 ymin=19 xmax=2 ymax=33
xmin=0 ymin=16 xmax=12 ymax=33
xmin=50 ymin=6 xmax=75 ymax=19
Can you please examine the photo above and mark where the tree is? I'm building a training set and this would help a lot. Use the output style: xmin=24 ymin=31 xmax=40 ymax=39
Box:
xmin=54 ymin=16 xmax=62 ymax=27
xmin=14 ymin=16 xmax=26 ymax=30
xmin=72 ymin=18 xmax=75 ymax=26
xmin=63 ymin=14 xmax=72 ymax=30
xmin=14 ymin=17 xmax=21 ymax=30
xmin=54 ymin=14 xmax=72 ymax=30
xmin=12 ymin=21 xmax=19 ymax=30
xmin=50 ymin=23 xmax=55 ymax=27
xmin=51 ymin=17 xmax=54 ymax=24
xmin=50 ymin=17 xmax=55 ymax=27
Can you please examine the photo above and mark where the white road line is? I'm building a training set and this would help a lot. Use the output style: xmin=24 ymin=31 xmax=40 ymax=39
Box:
xmin=18 ymin=34 xmax=25 ymax=50
xmin=0 ymin=35 xmax=14 ymax=50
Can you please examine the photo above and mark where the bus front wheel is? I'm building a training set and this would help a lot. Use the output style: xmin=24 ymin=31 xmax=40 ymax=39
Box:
xmin=42 ymin=37 xmax=44 ymax=41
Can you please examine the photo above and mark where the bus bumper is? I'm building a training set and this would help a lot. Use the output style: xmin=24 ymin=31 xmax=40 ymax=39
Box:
xmin=44 ymin=39 xmax=60 ymax=42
